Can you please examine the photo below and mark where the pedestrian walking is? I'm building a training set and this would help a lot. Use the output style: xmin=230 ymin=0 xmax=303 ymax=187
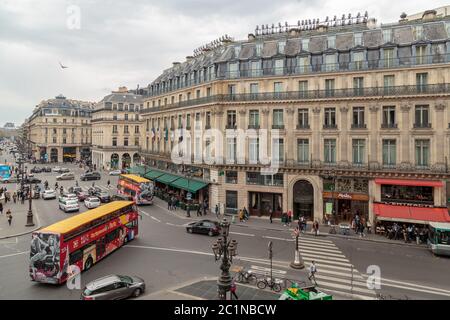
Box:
xmin=230 ymin=280 xmax=238 ymax=300
xmin=186 ymin=204 xmax=191 ymax=218
xmin=107 ymin=180 xmax=110 ymax=188
xmin=21 ymin=192 xmax=25 ymax=204
xmin=269 ymin=208 xmax=273 ymax=224
xmin=12 ymin=192 xmax=17 ymax=204
xmin=196 ymin=205 xmax=202 ymax=217
xmin=287 ymin=210 xmax=293 ymax=227
xmin=203 ymin=200 xmax=207 ymax=216
xmin=243 ymin=206 xmax=249 ymax=221
xmin=308 ymin=261 xmax=318 ymax=286
xmin=6 ymin=209 xmax=12 ymax=226
xmin=0 ymin=202 xmax=3 ymax=215
xmin=167 ymin=198 xmax=171 ymax=210
xmin=75 ymin=180 xmax=79 ymax=187
xmin=215 ymin=204 xmax=220 ymax=219
xmin=239 ymin=209 xmax=244 ymax=222
xmin=313 ymin=220 xmax=319 ymax=236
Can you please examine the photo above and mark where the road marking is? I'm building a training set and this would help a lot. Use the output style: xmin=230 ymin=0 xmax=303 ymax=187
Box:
xmin=299 ymin=250 xmax=349 ymax=261
xmin=380 ymin=278 xmax=450 ymax=295
xmin=0 ymin=251 xmax=29 ymax=259
xmin=150 ymin=216 xmax=161 ymax=223
xmin=229 ymin=232 xmax=255 ymax=237
xmin=249 ymin=265 xmax=287 ymax=275
xmin=262 ymin=236 xmax=293 ymax=242
xmin=298 ymin=247 xmax=347 ymax=258
xmin=313 ymin=278 xmax=376 ymax=296
xmin=378 ymin=281 xmax=450 ymax=297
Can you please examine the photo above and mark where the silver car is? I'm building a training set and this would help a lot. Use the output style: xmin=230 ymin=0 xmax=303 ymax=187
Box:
xmin=81 ymin=275 xmax=145 ymax=300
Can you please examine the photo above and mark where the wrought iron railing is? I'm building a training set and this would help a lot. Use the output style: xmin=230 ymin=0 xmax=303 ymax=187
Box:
xmin=141 ymin=83 xmax=450 ymax=114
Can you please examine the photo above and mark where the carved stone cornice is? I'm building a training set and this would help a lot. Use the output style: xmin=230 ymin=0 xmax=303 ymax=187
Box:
xmin=262 ymin=108 xmax=270 ymax=115
xmin=238 ymin=109 xmax=247 ymax=115
xmin=286 ymin=107 xmax=295 ymax=115
xmin=435 ymin=102 xmax=447 ymax=112
xmin=400 ymin=103 xmax=412 ymax=113
xmin=339 ymin=106 xmax=349 ymax=113
xmin=369 ymin=105 xmax=380 ymax=113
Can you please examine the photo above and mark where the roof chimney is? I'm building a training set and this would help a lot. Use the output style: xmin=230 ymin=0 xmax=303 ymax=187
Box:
xmin=172 ymin=62 xmax=181 ymax=67
xmin=186 ymin=56 xmax=194 ymax=62
xmin=422 ymin=9 xmax=437 ymax=21
xmin=248 ymin=33 xmax=256 ymax=41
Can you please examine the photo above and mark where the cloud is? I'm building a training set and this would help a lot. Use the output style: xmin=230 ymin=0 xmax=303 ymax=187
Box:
xmin=0 ymin=0 xmax=448 ymax=126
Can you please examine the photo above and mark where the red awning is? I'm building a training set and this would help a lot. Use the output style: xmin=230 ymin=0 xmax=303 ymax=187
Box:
xmin=374 ymin=178 xmax=443 ymax=187
xmin=374 ymin=203 xmax=450 ymax=224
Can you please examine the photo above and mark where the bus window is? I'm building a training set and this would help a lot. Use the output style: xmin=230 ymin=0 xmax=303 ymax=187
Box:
xmin=69 ymin=249 xmax=83 ymax=265
xmin=439 ymin=232 xmax=450 ymax=245
xmin=105 ymin=229 xmax=119 ymax=243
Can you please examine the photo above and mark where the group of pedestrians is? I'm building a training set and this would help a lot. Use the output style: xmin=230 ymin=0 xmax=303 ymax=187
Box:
xmin=352 ymin=214 xmax=366 ymax=238
xmin=167 ymin=195 xmax=178 ymax=211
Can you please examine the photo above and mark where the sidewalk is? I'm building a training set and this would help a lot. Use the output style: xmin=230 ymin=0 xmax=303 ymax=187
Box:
xmin=0 ymin=202 xmax=40 ymax=239
xmin=153 ymin=197 xmax=426 ymax=248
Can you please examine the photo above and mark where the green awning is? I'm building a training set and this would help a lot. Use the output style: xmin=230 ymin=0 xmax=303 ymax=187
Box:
xmin=144 ymin=170 xmax=165 ymax=180
xmin=170 ymin=178 xmax=209 ymax=193
xmin=156 ymin=173 xmax=180 ymax=184
xmin=128 ymin=165 xmax=147 ymax=176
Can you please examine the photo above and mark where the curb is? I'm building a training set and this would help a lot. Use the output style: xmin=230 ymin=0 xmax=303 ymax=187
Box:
xmin=0 ymin=204 xmax=42 ymax=240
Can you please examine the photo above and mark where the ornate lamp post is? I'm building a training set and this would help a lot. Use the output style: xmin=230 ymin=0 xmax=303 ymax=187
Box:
xmin=290 ymin=227 xmax=305 ymax=269
xmin=212 ymin=218 xmax=238 ymax=300
xmin=24 ymin=165 xmax=34 ymax=227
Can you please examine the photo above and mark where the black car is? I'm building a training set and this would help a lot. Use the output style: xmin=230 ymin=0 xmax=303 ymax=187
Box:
xmin=30 ymin=167 xmax=42 ymax=174
xmin=186 ymin=220 xmax=221 ymax=237
xmin=94 ymin=191 xmax=111 ymax=203
xmin=111 ymin=194 xmax=134 ymax=202
xmin=81 ymin=172 xmax=101 ymax=181
xmin=21 ymin=177 xmax=42 ymax=184
xmin=42 ymin=166 xmax=52 ymax=173
xmin=68 ymin=186 xmax=83 ymax=194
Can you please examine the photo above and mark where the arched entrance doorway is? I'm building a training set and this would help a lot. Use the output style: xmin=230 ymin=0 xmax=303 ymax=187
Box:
xmin=122 ymin=153 xmax=131 ymax=169
xmin=293 ymin=180 xmax=314 ymax=220
xmin=50 ymin=148 xmax=58 ymax=163
xmin=111 ymin=154 xmax=119 ymax=169
xmin=133 ymin=153 xmax=140 ymax=165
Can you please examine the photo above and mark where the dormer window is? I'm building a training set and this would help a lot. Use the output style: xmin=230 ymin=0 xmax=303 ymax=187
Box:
xmin=327 ymin=36 xmax=336 ymax=49
xmin=382 ymin=29 xmax=392 ymax=43
xmin=354 ymin=33 xmax=363 ymax=46
xmin=256 ymin=43 xmax=263 ymax=56
xmin=414 ymin=25 xmax=423 ymax=41
xmin=278 ymin=41 xmax=286 ymax=54
xmin=301 ymin=39 xmax=309 ymax=51
xmin=234 ymin=45 xmax=241 ymax=57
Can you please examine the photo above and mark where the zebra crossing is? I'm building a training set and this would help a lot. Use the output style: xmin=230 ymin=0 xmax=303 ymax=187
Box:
xmin=63 ymin=184 xmax=112 ymax=192
xmin=297 ymin=236 xmax=377 ymax=300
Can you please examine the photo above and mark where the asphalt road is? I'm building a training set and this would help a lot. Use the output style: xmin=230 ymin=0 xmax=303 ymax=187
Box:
xmin=0 ymin=157 xmax=449 ymax=300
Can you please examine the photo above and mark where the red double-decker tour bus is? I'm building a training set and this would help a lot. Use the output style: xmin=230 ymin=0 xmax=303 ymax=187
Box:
xmin=118 ymin=174 xmax=153 ymax=205
xmin=29 ymin=201 xmax=139 ymax=284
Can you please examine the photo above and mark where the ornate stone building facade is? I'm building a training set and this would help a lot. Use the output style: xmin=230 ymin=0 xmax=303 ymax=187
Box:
xmin=91 ymin=87 xmax=144 ymax=170
xmin=139 ymin=8 xmax=450 ymax=225
xmin=26 ymin=95 xmax=94 ymax=163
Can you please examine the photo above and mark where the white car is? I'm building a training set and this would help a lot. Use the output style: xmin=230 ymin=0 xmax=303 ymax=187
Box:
xmin=59 ymin=193 xmax=78 ymax=202
xmin=109 ymin=170 xmax=122 ymax=176
xmin=42 ymin=189 xmax=57 ymax=200
xmin=56 ymin=172 xmax=75 ymax=181
xmin=84 ymin=197 xmax=101 ymax=209
xmin=52 ymin=166 xmax=62 ymax=173
xmin=59 ymin=199 xmax=80 ymax=213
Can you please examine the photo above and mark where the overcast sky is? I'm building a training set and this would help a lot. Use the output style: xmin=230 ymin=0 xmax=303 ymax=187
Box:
xmin=0 ymin=0 xmax=448 ymax=126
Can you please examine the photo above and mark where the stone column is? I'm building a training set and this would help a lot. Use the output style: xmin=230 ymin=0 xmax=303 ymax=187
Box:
xmin=399 ymin=102 xmax=412 ymax=170
xmin=312 ymin=106 xmax=321 ymax=167
xmin=286 ymin=107 xmax=296 ymax=166
xmin=433 ymin=101 xmax=447 ymax=172
xmin=213 ymin=108 xmax=224 ymax=164
xmin=339 ymin=106 xmax=349 ymax=167
xmin=261 ymin=108 xmax=271 ymax=165
xmin=58 ymin=147 xmax=63 ymax=163
xmin=368 ymin=104 xmax=380 ymax=170
xmin=237 ymin=109 xmax=247 ymax=164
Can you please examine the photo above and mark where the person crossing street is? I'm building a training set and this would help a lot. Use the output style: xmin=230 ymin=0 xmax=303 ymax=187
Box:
xmin=308 ymin=261 xmax=318 ymax=286
xmin=6 ymin=209 xmax=12 ymax=226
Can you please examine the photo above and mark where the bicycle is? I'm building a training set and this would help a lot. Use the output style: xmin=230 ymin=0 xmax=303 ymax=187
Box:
xmin=235 ymin=269 xmax=257 ymax=285
xmin=256 ymin=276 xmax=282 ymax=292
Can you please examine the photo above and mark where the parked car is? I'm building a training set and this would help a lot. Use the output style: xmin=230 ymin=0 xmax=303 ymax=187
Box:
xmin=186 ymin=220 xmax=221 ymax=237
xmin=42 ymin=166 xmax=52 ymax=173
xmin=111 ymin=194 xmax=134 ymax=202
xmin=109 ymin=170 xmax=122 ymax=176
xmin=56 ymin=172 xmax=75 ymax=181
xmin=94 ymin=191 xmax=111 ymax=203
xmin=60 ymin=168 xmax=70 ymax=173
xmin=68 ymin=186 xmax=83 ymax=194
xmin=52 ymin=166 xmax=62 ymax=173
xmin=84 ymin=197 xmax=101 ymax=209
xmin=41 ymin=189 xmax=57 ymax=200
xmin=60 ymin=193 xmax=78 ymax=201
xmin=77 ymin=191 xmax=90 ymax=202
xmin=21 ymin=177 xmax=41 ymax=184
xmin=30 ymin=167 xmax=42 ymax=174
xmin=59 ymin=198 xmax=80 ymax=213
xmin=81 ymin=172 xmax=101 ymax=181
xmin=81 ymin=275 xmax=145 ymax=300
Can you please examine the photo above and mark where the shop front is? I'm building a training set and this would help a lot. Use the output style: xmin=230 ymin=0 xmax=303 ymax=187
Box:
xmin=373 ymin=178 xmax=449 ymax=225
xmin=80 ymin=147 xmax=91 ymax=161
xmin=248 ymin=192 xmax=283 ymax=218
xmin=63 ymin=147 xmax=76 ymax=163
xmin=322 ymin=177 xmax=369 ymax=223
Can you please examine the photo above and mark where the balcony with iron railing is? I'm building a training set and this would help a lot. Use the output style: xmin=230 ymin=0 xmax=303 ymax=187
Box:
xmin=323 ymin=124 xmax=338 ymax=130
xmin=296 ymin=124 xmax=310 ymax=130
xmin=141 ymin=83 xmax=450 ymax=114
xmin=413 ymin=123 xmax=432 ymax=129
xmin=381 ymin=123 xmax=398 ymax=129
xmin=146 ymin=53 xmax=450 ymax=98
xmin=351 ymin=123 xmax=367 ymax=129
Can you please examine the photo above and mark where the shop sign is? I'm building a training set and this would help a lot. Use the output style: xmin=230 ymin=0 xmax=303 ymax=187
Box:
xmin=325 ymin=202 xmax=333 ymax=215
xmin=186 ymin=192 xmax=192 ymax=200
xmin=381 ymin=201 xmax=434 ymax=208
xmin=323 ymin=192 xmax=369 ymax=201
xmin=338 ymin=193 xmax=352 ymax=200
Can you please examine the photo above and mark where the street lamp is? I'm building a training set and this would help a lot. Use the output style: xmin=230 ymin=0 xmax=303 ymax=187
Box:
xmin=290 ymin=227 xmax=305 ymax=269
xmin=211 ymin=218 xmax=238 ymax=300
xmin=24 ymin=166 xmax=34 ymax=227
